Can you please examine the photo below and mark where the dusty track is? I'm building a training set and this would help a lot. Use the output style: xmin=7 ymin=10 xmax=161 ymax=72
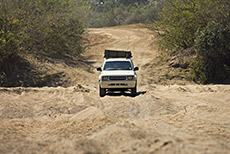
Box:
xmin=0 ymin=25 xmax=230 ymax=154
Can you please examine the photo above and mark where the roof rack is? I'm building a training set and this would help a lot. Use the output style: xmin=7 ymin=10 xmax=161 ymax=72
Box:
xmin=104 ymin=49 xmax=132 ymax=59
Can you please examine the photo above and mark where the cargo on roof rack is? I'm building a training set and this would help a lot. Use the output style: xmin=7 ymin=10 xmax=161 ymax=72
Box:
xmin=104 ymin=49 xmax=132 ymax=59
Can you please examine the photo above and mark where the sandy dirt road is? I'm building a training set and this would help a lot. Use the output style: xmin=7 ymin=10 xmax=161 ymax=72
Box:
xmin=0 ymin=25 xmax=230 ymax=154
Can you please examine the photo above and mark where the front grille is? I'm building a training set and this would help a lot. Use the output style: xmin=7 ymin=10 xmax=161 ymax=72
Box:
xmin=108 ymin=83 xmax=128 ymax=86
xmin=109 ymin=76 xmax=126 ymax=81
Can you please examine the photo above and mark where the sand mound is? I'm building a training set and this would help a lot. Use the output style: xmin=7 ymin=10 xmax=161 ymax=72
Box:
xmin=45 ymin=107 xmax=116 ymax=139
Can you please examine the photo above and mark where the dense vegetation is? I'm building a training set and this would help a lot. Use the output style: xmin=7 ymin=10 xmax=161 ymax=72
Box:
xmin=0 ymin=0 xmax=88 ymax=61
xmin=88 ymin=0 xmax=163 ymax=28
xmin=157 ymin=0 xmax=230 ymax=83
xmin=0 ymin=0 xmax=89 ymax=86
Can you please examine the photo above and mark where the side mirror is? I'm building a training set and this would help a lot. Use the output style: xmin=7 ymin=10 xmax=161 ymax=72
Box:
xmin=134 ymin=67 xmax=139 ymax=71
xmin=97 ymin=67 xmax=102 ymax=71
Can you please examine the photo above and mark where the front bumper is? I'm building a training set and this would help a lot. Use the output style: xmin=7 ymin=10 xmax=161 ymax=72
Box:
xmin=100 ymin=80 xmax=136 ymax=89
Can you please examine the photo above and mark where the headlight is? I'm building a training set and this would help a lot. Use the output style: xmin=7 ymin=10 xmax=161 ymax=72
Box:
xmin=102 ymin=76 xmax=109 ymax=81
xmin=127 ymin=76 xmax=134 ymax=80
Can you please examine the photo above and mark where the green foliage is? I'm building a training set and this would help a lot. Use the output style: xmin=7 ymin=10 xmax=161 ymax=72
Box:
xmin=156 ymin=0 xmax=215 ymax=52
xmin=193 ymin=20 xmax=230 ymax=83
xmin=157 ymin=0 xmax=230 ymax=83
xmin=0 ymin=1 xmax=22 ymax=62
xmin=88 ymin=0 xmax=163 ymax=28
xmin=0 ymin=0 xmax=89 ymax=63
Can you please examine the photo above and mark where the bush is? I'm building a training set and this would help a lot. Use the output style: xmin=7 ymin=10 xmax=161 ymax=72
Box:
xmin=156 ymin=0 xmax=215 ymax=53
xmin=0 ymin=0 xmax=89 ymax=86
xmin=88 ymin=0 xmax=163 ymax=28
xmin=157 ymin=0 xmax=230 ymax=83
xmin=0 ymin=0 xmax=88 ymax=62
xmin=193 ymin=20 xmax=230 ymax=83
xmin=0 ymin=1 xmax=22 ymax=63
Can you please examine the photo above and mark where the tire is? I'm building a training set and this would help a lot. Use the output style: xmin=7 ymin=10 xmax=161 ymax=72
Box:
xmin=131 ymin=85 xmax=137 ymax=97
xmin=99 ymin=86 xmax=106 ymax=97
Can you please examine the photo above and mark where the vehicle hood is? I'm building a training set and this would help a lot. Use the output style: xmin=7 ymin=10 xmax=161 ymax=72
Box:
xmin=100 ymin=70 xmax=135 ymax=76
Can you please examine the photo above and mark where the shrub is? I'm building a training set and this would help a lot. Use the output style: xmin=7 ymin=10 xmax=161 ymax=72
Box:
xmin=157 ymin=0 xmax=230 ymax=83
xmin=88 ymin=0 xmax=163 ymax=28
xmin=0 ymin=0 xmax=88 ymax=62
xmin=193 ymin=20 xmax=230 ymax=83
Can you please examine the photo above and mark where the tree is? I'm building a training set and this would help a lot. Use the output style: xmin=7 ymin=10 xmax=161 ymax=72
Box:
xmin=157 ymin=0 xmax=230 ymax=83
xmin=0 ymin=0 xmax=89 ymax=61
xmin=0 ymin=0 xmax=90 ymax=86
xmin=88 ymin=0 xmax=163 ymax=27
xmin=193 ymin=7 xmax=230 ymax=83
xmin=0 ymin=0 xmax=22 ymax=63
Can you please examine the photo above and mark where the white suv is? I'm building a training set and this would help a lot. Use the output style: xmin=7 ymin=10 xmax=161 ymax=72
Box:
xmin=97 ymin=50 xmax=139 ymax=97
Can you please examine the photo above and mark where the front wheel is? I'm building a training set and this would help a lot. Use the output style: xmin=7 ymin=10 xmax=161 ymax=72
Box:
xmin=131 ymin=86 xmax=137 ymax=97
xmin=99 ymin=86 xmax=106 ymax=97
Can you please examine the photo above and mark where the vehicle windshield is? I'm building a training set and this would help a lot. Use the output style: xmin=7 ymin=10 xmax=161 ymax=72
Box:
xmin=103 ymin=61 xmax=132 ymax=71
